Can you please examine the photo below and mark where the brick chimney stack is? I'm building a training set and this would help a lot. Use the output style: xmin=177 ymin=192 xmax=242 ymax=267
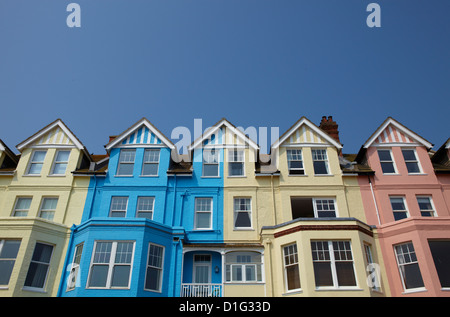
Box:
xmin=319 ymin=116 xmax=341 ymax=145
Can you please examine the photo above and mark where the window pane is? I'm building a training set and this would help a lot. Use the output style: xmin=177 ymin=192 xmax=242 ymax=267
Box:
xmin=405 ymin=162 xmax=420 ymax=173
xmin=401 ymin=264 xmax=424 ymax=289
xmin=196 ymin=213 xmax=211 ymax=229
xmin=380 ymin=162 xmax=395 ymax=174
xmin=32 ymin=243 xmax=53 ymax=263
xmin=145 ymin=267 xmax=161 ymax=291
xmin=313 ymin=161 xmax=328 ymax=175
xmin=429 ymin=241 xmax=450 ymax=288
xmin=286 ymin=265 xmax=301 ymax=290
xmin=117 ymin=163 xmax=134 ymax=175
xmin=142 ymin=163 xmax=158 ymax=176
xmin=0 ymin=260 xmax=16 ymax=285
xmin=203 ymin=164 xmax=218 ymax=176
xmin=56 ymin=151 xmax=70 ymax=162
xmin=144 ymin=149 xmax=160 ymax=163
xmin=41 ymin=198 xmax=58 ymax=210
xmin=336 ymin=262 xmax=357 ymax=286
xmin=111 ymin=265 xmax=131 ymax=287
xmin=88 ymin=265 xmax=109 ymax=287
xmin=313 ymin=262 xmax=333 ymax=287
xmin=28 ymin=163 xmax=43 ymax=174
xmin=16 ymin=198 xmax=32 ymax=210
xmin=0 ymin=240 xmax=21 ymax=259
xmin=235 ymin=211 xmax=251 ymax=228
xmin=229 ymin=162 xmax=243 ymax=176
xmin=52 ymin=163 xmax=67 ymax=174
xmin=378 ymin=150 xmax=392 ymax=161
xmin=24 ymin=262 xmax=49 ymax=288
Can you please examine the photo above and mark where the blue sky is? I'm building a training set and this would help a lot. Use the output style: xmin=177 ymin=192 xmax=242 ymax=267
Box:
xmin=1 ymin=0 xmax=449 ymax=155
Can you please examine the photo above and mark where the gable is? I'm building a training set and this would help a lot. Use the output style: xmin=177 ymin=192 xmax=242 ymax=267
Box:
xmin=189 ymin=118 xmax=259 ymax=151
xmin=363 ymin=117 xmax=433 ymax=149
xmin=105 ymin=118 xmax=175 ymax=151
xmin=16 ymin=119 xmax=85 ymax=152
xmin=272 ymin=117 xmax=342 ymax=149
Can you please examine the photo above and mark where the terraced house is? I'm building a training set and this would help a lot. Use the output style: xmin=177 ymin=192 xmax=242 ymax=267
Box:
xmin=355 ymin=118 xmax=450 ymax=297
xmin=0 ymin=119 xmax=94 ymax=296
xmin=1 ymin=115 xmax=448 ymax=298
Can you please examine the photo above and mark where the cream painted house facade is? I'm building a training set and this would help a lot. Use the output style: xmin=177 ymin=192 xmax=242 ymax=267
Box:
xmin=222 ymin=116 xmax=390 ymax=297
xmin=0 ymin=120 xmax=93 ymax=296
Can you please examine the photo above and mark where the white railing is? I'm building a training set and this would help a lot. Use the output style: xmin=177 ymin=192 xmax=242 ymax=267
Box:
xmin=181 ymin=283 xmax=222 ymax=297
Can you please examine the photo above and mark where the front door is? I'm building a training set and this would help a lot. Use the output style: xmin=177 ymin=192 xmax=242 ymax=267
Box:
xmin=193 ymin=254 xmax=211 ymax=284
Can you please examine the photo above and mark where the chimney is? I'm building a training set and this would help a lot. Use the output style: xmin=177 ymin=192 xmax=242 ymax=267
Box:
xmin=319 ymin=116 xmax=342 ymax=155
xmin=109 ymin=135 xmax=118 ymax=143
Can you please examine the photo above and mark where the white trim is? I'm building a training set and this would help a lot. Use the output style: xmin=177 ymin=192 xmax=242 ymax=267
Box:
xmin=272 ymin=117 xmax=342 ymax=150
xmin=17 ymin=119 xmax=85 ymax=151
xmin=363 ymin=118 xmax=433 ymax=149
xmin=105 ymin=118 xmax=175 ymax=151
xmin=188 ymin=119 xmax=259 ymax=151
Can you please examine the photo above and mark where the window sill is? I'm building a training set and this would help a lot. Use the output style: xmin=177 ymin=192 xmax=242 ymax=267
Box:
xmin=227 ymin=175 xmax=246 ymax=178
xmin=22 ymin=286 xmax=47 ymax=293
xmin=402 ymin=287 xmax=427 ymax=295
xmin=407 ymin=173 xmax=428 ymax=176
xmin=139 ymin=175 xmax=159 ymax=177
xmin=201 ymin=176 xmax=220 ymax=178
xmin=314 ymin=174 xmax=333 ymax=177
xmin=114 ymin=175 xmax=133 ymax=177
xmin=282 ymin=289 xmax=303 ymax=296
xmin=233 ymin=228 xmax=254 ymax=231
xmin=22 ymin=174 xmax=42 ymax=177
xmin=315 ymin=286 xmax=363 ymax=292
xmin=288 ymin=174 xmax=308 ymax=177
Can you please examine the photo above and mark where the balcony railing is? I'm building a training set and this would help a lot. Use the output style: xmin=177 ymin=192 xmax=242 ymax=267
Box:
xmin=181 ymin=283 xmax=222 ymax=297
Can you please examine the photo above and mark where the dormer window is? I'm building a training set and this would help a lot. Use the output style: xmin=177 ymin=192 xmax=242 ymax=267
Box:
xmin=377 ymin=149 xmax=396 ymax=174
xmin=51 ymin=150 xmax=70 ymax=175
xmin=202 ymin=148 xmax=219 ymax=177
xmin=27 ymin=150 xmax=47 ymax=175
xmin=402 ymin=149 xmax=421 ymax=174
xmin=142 ymin=149 xmax=160 ymax=176
xmin=287 ymin=149 xmax=304 ymax=175
xmin=312 ymin=149 xmax=329 ymax=175
xmin=228 ymin=150 xmax=244 ymax=176
xmin=117 ymin=149 xmax=135 ymax=176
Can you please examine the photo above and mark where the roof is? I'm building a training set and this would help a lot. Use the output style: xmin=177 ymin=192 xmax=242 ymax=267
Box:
xmin=188 ymin=118 xmax=259 ymax=151
xmin=361 ymin=117 xmax=433 ymax=149
xmin=15 ymin=118 xmax=92 ymax=160
xmin=271 ymin=116 xmax=343 ymax=150
xmin=105 ymin=117 xmax=175 ymax=152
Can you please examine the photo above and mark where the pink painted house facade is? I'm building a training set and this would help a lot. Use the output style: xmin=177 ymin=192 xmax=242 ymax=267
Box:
xmin=354 ymin=118 xmax=450 ymax=297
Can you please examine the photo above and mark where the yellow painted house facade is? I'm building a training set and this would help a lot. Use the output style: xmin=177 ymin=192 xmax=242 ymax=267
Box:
xmin=222 ymin=116 xmax=390 ymax=297
xmin=0 ymin=120 xmax=93 ymax=296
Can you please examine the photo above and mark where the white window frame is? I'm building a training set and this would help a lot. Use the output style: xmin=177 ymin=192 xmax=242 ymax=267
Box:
xmin=87 ymin=241 xmax=135 ymax=289
xmin=141 ymin=149 xmax=160 ymax=177
xmin=194 ymin=197 xmax=213 ymax=230
xmin=377 ymin=149 xmax=397 ymax=174
xmin=225 ymin=251 xmax=263 ymax=283
xmin=26 ymin=150 xmax=47 ymax=175
xmin=109 ymin=196 xmax=128 ymax=218
xmin=136 ymin=196 xmax=155 ymax=219
xmin=401 ymin=148 xmax=422 ymax=174
xmin=311 ymin=149 xmax=330 ymax=175
xmin=144 ymin=243 xmax=165 ymax=292
xmin=394 ymin=242 xmax=425 ymax=292
xmin=287 ymin=149 xmax=305 ymax=175
xmin=390 ymin=196 xmax=409 ymax=221
xmin=313 ymin=198 xmax=338 ymax=218
xmin=23 ymin=242 xmax=54 ymax=292
xmin=416 ymin=196 xmax=436 ymax=217
xmin=12 ymin=197 xmax=32 ymax=217
xmin=116 ymin=149 xmax=136 ymax=176
xmin=67 ymin=242 xmax=84 ymax=291
xmin=0 ymin=239 xmax=21 ymax=287
xmin=38 ymin=197 xmax=58 ymax=221
xmin=50 ymin=150 xmax=71 ymax=175
xmin=228 ymin=149 xmax=245 ymax=177
xmin=283 ymin=243 xmax=301 ymax=292
xmin=364 ymin=243 xmax=381 ymax=292
xmin=311 ymin=240 xmax=358 ymax=289
xmin=202 ymin=148 xmax=219 ymax=177
xmin=233 ymin=197 xmax=252 ymax=230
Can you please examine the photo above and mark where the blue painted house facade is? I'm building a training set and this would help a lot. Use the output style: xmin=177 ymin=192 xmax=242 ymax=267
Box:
xmin=58 ymin=118 xmax=226 ymax=297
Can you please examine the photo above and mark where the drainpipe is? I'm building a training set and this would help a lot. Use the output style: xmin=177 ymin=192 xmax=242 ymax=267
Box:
xmin=172 ymin=175 xmax=177 ymax=227
xmin=271 ymin=175 xmax=277 ymax=224
xmin=368 ymin=175 xmax=381 ymax=225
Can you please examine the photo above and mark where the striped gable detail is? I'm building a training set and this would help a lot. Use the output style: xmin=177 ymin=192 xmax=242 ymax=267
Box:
xmin=373 ymin=124 xmax=413 ymax=145
xmin=121 ymin=126 xmax=162 ymax=145
xmin=31 ymin=126 xmax=74 ymax=146
xmin=287 ymin=124 xmax=327 ymax=145
xmin=203 ymin=127 xmax=224 ymax=146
